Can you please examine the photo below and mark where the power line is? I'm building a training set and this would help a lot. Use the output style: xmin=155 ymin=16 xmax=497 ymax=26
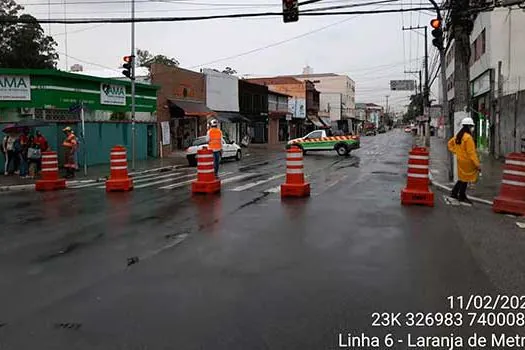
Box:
xmin=0 ymin=7 xmax=436 ymax=24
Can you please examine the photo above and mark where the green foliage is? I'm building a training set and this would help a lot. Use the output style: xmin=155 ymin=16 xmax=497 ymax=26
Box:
xmin=403 ymin=93 xmax=424 ymax=123
xmin=0 ymin=0 xmax=58 ymax=68
xmin=136 ymin=49 xmax=179 ymax=69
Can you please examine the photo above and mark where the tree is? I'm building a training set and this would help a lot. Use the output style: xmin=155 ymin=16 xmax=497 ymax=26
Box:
xmin=0 ymin=0 xmax=58 ymax=68
xmin=403 ymin=93 xmax=424 ymax=123
xmin=222 ymin=67 xmax=237 ymax=75
xmin=136 ymin=48 xmax=179 ymax=69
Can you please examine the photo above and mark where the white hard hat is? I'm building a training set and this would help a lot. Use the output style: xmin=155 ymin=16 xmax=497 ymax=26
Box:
xmin=209 ymin=119 xmax=218 ymax=127
xmin=461 ymin=117 xmax=475 ymax=126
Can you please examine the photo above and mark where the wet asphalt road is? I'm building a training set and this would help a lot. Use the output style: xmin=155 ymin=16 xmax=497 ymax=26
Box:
xmin=0 ymin=129 xmax=520 ymax=349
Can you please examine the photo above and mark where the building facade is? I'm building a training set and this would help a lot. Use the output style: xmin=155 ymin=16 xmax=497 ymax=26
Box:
xmin=238 ymin=79 xmax=269 ymax=144
xmin=287 ymin=70 xmax=356 ymax=133
xmin=268 ymin=90 xmax=292 ymax=145
xmin=443 ymin=8 xmax=525 ymax=157
xmin=150 ymin=63 xmax=215 ymax=152
xmin=0 ymin=69 xmax=159 ymax=169
xmin=246 ymin=77 xmax=320 ymax=138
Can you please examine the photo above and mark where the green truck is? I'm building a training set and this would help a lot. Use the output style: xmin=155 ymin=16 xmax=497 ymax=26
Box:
xmin=286 ymin=129 xmax=360 ymax=156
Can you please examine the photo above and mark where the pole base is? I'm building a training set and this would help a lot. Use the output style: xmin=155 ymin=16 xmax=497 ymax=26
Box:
xmin=35 ymin=179 xmax=66 ymax=191
xmin=106 ymin=178 xmax=134 ymax=192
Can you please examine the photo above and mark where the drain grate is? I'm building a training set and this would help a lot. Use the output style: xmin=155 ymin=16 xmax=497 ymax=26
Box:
xmin=54 ymin=323 xmax=82 ymax=330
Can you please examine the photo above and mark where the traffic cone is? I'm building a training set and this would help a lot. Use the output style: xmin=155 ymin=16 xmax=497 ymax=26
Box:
xmin=191 ymin=147 xmax=221 ymax=194
xmin=35 ymin=151 xmax=66 ymax=191
xmin=401 ymin=147 xmax=434 ymax=206
xmin=105 ymin=145 xmax=133 ymax=192
xmin=493 ymin=153 xmax=525 ymax=216
xmin=281 ymin=145 xmax=310 ymax=198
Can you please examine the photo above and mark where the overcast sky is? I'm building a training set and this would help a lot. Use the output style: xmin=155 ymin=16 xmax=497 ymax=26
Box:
xmin=19 ymin=0 xmax=441 ymax=112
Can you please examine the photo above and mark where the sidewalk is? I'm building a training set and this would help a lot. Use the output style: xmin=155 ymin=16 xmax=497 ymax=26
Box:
xmin=425 ymin=136 xmax=504 ymax=202
xmin=0 ymin=156 xmax=186 ymax=189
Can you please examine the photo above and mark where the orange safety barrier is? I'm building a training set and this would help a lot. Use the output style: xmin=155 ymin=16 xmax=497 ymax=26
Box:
xmin=35 ymin=151 xmax=66 ymax=191
xmin=281 ymin=145 xmax=310 ymax=198
xmin=191 ymin=147 xmax=221 ymax=194
xmin=493 ymin=153 xmax=525 ymax=216
xmin=401 ymin=147 xmax=434 ymax=207
xmin=105 ymin=145 xmax=133 ymax=192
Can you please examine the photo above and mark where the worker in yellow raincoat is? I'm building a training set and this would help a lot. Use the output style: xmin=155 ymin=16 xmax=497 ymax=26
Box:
xmin=447 ymin=117 xmax=481 ymax=204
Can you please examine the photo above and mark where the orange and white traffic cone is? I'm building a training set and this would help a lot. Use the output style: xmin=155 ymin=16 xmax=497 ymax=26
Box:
xmin=401 ymin=147 xmax=434 ymax=206
xmin=105 ymin=145 xmax=133 ymax=192
xmin=35 ymin=151 xmax=66 ymax=191
xmin=493 ymin=153 xmax=525 ymax=216
xmin=281 ymin=145 xmax=310 ymax=198
xmin=191 ymin=147 xmax=221 ymax=194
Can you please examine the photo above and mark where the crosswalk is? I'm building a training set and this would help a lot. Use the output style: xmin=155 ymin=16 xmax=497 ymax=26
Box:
xmin=66 ymin=167 xmax=287 ymax=194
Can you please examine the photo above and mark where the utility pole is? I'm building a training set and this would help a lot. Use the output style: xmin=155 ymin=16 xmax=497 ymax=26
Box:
xmin=131 ymin=0 xmax=136 ymax=170
xmin=385 ymin=95 xmax=389 ymax=119
xmin=403 ymin=25 xmax=430 ymax=146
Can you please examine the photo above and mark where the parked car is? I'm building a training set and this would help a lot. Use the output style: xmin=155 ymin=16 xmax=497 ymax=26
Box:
xmin=185 ymin=136 xmax=242 ymax=166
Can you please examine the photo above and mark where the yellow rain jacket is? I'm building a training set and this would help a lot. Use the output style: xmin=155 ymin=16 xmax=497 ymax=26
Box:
xmin=448 ymin=133 xmax=480 ymax=182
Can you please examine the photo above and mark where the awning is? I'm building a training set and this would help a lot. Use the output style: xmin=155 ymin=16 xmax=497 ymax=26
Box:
xmin=215 ymin=112 xmax=250 ymax=123
xmin=168 ymin=99 xmax=215 ymax=118
xmin=307 ymin=115 xmax=329 ymax=128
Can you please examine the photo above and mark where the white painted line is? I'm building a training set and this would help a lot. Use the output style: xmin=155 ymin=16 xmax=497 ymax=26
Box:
xmin=221 ymin=173 xmax=257 ymax=185
xmin=230 ymin=174 xmax=285 ymax=191
xmin=134 ymin=172 xmax=182 ymax=184
xmin=96 ymin=172 xmax=185 ymax=189
xmin=69 ymin=180 xmax=108 ymax=189
xmin=264 ymin=185 xmax=281 ymax=193
xmin=128 ymin=165 xmax=182 ymax=176
xmin=432 ymin=181 xmax=494 ymax=205
xmin=132 ymin=169 xmax=195 ymax=181
xmin=134 ymin=174 xmax=194 ymax=189
xmin=160 ymin=171 xmax=233 ymax=189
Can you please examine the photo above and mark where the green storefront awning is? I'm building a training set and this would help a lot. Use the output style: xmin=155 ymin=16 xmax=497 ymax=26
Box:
xmin=0 ymin=69 xmax=158 ymax=113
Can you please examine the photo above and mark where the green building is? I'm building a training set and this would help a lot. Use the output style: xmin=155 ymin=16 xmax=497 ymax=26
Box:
xmin=0 ymin=69 xmax=159 ymax=169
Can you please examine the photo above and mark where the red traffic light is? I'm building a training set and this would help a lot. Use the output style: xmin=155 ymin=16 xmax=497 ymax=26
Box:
xmin=430 ymin=19 xmax=441 ymax=29
xmin=123 ymin=55 xmax=133 ymax=63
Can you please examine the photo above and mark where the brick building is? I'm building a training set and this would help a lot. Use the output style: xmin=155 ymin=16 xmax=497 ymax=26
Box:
xmin=150 ymin=63 xmax=215 ymax=152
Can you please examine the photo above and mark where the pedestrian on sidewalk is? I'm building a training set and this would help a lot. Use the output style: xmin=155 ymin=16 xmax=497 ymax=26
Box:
xmin=206 ymin=119 xmax=222 ymax=178
xmin=2 ymin=133 xmax=18 ymax=175
xmin=18 ymin=129 xmax=30 ymax=178
xmin=62 ymin=127 xmax=78 ymax=178
xmin=447 ymin=117 xmax=481 ymax=204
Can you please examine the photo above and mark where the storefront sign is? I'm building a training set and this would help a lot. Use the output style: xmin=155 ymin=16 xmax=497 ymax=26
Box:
xmin=161 ymin=121 xmax=171 ymax=146
xmin=0 ymin=75 xmax=31 ymax=101
xmin=288 ymin=98 xmax=305 ymax=119
xmin=100 ymin=83 xmax=126 ymax=106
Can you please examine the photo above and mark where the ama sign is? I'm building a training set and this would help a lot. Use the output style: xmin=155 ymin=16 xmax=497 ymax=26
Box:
xmin=100 ymin=83 xmax=126 ymax=106
xmin=0 ymin=75 xmax=31 ymax=101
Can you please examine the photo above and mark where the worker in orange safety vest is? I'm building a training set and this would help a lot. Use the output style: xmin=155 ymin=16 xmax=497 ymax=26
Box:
xmin=206 ymin=119 xmax=223 ymax=178
xmin=62 ymin=126 xmax=78 ymax=178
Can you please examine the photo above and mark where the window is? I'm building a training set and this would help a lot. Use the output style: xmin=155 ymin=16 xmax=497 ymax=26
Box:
xmin=472 ymin=29 xmax=486 ymax=63
xmin=306 ymin=131 xmax=323 ymax=139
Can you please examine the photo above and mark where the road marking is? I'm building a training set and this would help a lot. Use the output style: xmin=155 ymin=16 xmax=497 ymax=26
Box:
xmin=230 ymin=174 xmax=285 ymax=191
xmin=133 ymin=174 xmax=194 ymax=189
xmin=128 ymin=165 xmax=182 ymax=176
xmin=220 ymin=173 xmax=257 ymax=184
xmin=131 ymin=172 xmax=183 ymax=184
xmin=264 ymin=185 xmax=281 ymax=193
xmin=159 ymin=172 xmax=233 ymax=189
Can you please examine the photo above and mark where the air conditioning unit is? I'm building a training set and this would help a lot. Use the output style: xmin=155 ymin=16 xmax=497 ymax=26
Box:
xmin=20 ymin=107 xmax=35 ymax=116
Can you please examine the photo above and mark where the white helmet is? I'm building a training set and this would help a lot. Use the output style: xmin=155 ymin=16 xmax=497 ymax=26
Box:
xmin=209 ymin=119 xmax=218 ymax=127
xmin=461 ymin=117 xmax=475 ymax=126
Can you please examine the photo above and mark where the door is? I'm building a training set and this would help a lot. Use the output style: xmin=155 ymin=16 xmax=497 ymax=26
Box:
xmin=222 ymin=138 xmax=233 ymax=157
xmin=147 ymin=125 xmax=154 ymax=158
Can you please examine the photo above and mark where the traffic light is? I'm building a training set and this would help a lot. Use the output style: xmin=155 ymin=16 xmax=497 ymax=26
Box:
xmin=122 ymin=55 xmax=134 ymax=79
xmin=430 ymin=19 xmax=444 ymax=50
xmin=283 ymin=0 xmax=299 ymax=23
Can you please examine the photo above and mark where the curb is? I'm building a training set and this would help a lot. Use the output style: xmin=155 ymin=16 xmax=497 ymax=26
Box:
xmin=0 ymin=184 xmax=35 ymax=192
xmin=431 ymin=180 xmax=494 ymax=206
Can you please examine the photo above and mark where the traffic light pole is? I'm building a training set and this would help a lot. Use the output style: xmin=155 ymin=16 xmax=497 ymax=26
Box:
xmin=131 ymin=0 xmax=136 ymax=171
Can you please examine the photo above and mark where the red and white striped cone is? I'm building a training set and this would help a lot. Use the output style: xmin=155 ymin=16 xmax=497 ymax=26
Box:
xmin=281 ymin=145 xmax=310 ymax=198
xmin=35 ymin=151 xmax=66 ymax=191
xmin=106 ymin=145 xmax=133 ymax=192
xmin=493 ymin=153 xmax=525 ymax=216
xmin=191 ymin=147 xmax=221 ymax=194
xmin=401 ymin=147 xmax=434 ymax=206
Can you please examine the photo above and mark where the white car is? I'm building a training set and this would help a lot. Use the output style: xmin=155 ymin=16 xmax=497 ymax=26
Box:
xmin=185 ymin=136 xmax=242 ymax=166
